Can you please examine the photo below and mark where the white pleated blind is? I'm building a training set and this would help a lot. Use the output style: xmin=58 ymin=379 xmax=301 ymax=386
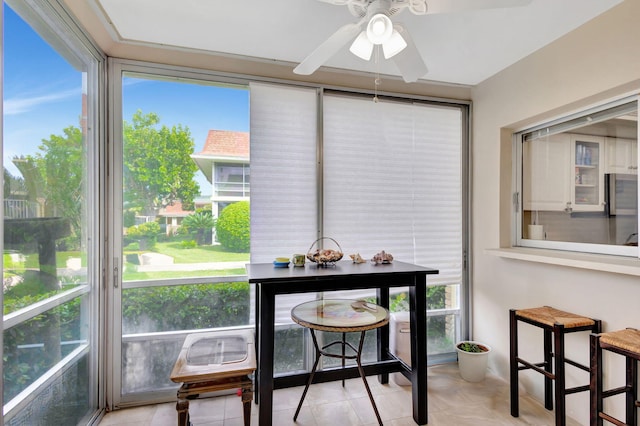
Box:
xmin=323 ymin=94 xmax=462 ymax=287
xmin=250 ymin=85 xmax=463 ymax=323
xmin=411 ymin=103 xmax=463 ymax=286
xmin=249 ymin=82 xmax=319 ymax=263
xmin=249 ymin=83 xmax=319 ymax=324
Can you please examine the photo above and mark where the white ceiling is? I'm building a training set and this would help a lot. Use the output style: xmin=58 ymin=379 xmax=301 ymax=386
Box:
xmin=89 ymin=0 xmax=623 ymax=86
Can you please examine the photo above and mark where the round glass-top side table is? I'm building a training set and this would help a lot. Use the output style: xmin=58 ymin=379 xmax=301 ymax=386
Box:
xmin=291 ymin=299 xmax=390 ymax=425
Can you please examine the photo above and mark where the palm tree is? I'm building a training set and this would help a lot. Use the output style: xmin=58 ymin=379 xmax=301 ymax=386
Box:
xmin=182 ymin=211 xmax=215 ymax=245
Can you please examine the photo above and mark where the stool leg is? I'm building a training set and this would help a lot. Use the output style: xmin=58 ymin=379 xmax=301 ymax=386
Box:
xmin=355 ymin=330 xmax=383 ymax=426
xmin=176 ymin=398 xmax=189 ymax=426
xmin=241 ymin=386 xmax=253 ymax=426
xmin=626 ymin=354 xmax=637 ymax=426
xmin=545 ymin=327 xmax=554 ymax=411
xmin=510 ymin=309 xmax=519 ymax=417
xmin=554 ymin=323 xmax=566 ymax=426
xmin=294 ymin=329 xmax=321 ymax=421
xmin=590 ymin=333 xmax=602 ymax=426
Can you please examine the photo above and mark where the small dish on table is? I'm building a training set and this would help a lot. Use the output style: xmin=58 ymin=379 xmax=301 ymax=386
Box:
xmin=273 ymin=257 xmax=290 ymax=268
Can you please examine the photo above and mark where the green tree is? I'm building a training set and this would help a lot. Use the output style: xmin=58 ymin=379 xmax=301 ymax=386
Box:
xmin=181 ymin=211 xmax=215 ymax=245
xmin=215 ymin=201 xmax=250 ymax=252
xmin=4 ymin=167 xmax=27 ymax=199
xmin=12 ymin=126 xmax=84 ymax=248
xmin=123 ymin=110 xmax=200 ymax=216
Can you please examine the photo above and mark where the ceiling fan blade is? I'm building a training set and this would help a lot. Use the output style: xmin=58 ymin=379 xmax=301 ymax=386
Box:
xmin=390 ymin=24 xmax=428 ymax=83
xmin=294 ymin=23 xmax=363 ymax=75
xmin=425 ymin=0 xmax=532 ymax=14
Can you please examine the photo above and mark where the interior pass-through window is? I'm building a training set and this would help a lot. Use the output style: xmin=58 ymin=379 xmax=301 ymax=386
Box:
xmin=516 ymin=98 xmax=638 ymax=256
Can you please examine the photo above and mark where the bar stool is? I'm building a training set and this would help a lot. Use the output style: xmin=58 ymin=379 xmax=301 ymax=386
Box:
xmin=291 ymin=299 xmax=390 ymax=426
xmin=510 ymin=306 xmax=602 ymax=426
xmin=590 ymin=328 xmax=640 ymax=426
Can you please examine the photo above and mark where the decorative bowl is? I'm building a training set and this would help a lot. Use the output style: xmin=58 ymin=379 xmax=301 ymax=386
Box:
xmin=306 ymin=237 xmax=343 ymax=267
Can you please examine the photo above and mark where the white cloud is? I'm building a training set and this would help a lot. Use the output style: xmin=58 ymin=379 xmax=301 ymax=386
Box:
xmin=3 ymin=87 xmax=80 ymax=115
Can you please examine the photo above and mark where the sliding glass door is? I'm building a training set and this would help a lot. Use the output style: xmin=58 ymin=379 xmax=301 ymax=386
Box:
xmin=108 ymin=62 xmax=252 ymax=406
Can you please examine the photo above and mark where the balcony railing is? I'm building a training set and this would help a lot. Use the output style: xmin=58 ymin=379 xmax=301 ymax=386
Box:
xmin=214 ymin=182 xmax=250 ymax=198
xmin=4 ymin=199 xmax=40 ymax=219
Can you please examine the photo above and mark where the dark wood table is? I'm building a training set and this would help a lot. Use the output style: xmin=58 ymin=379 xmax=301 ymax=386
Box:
xmin=247 ymin=260 xmax=439 ymax=425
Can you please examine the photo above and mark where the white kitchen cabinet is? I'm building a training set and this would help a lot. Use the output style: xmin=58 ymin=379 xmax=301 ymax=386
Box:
xmin=523 ymin=133 xmax=605 ymax=212
xmin=605 ymin=137 xmax=638 ymax=174
xmin=523 ymin=133 xmax=571 ymax=211
xmin=571 ymin=135 xmax=605 ymax=212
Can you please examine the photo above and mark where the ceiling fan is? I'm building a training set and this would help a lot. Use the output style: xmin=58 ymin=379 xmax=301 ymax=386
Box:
xmin=293 ymin=0 xmax=532 ymax=83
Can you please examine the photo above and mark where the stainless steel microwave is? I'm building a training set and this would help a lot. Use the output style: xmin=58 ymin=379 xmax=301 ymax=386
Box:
xmin=605 ymin=173 xmax=638 ymax=216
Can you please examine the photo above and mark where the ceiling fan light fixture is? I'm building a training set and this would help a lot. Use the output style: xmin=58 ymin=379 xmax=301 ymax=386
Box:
xmin=366 ymin=13 xmax=393 ymax=44
xmin=382 ymin=29 xmax=407 ymax=59
xmin=349 ymin=31 xmax=374 ymax=60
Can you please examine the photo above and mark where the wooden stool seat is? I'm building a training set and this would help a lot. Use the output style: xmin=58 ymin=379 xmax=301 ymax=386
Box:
xmin=510 ymin=306 xmax=601 ymax=426
xmin=170 ymin=329 xmax=256 ymax=426
xmin=516 ymin=306 xmax=597 ymax=329
xmin=590 ymin=328 xmax=640 ymax=426
xmin=599 ymin=329 xmax=640 ymax=354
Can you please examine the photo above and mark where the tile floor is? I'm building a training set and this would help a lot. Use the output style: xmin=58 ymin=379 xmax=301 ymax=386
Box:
xmin=99 ymin=363 xmax=581 ymax=425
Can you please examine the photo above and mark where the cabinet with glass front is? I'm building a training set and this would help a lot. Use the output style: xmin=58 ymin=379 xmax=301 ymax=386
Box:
xmin=571 ymin=135 xmax=604 ymax=212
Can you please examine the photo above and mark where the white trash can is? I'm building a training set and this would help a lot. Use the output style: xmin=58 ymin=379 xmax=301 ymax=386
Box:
xmin=389 ymin=311 xmax=411 ymax=386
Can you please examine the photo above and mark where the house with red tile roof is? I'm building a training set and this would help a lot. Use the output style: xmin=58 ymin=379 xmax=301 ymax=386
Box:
xmin=191 ymin=130 xmax=250 ymax=218
xmin=156 ymin=201 xmax=192 ymax=236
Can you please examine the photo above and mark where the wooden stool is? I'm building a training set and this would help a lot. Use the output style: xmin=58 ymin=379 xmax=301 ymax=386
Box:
xmin=170 ymin=329 xmax=256 ymax=426
xmin=510 ymin=306 xmax=601 ymax=426
xmin=590 ymin=328 xmax=640 ymax=426
xmin=291 ymin=299 xmax=390 ymax=426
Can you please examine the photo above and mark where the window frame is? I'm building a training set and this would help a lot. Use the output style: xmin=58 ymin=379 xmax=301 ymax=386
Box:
xmin=513 ymin=95 xmax=639 ymax=258
xmin=107 ymin=57 xmax=471 ymax=406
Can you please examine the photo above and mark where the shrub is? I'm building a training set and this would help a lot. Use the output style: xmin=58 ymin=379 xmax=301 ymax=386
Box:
xmin=126 ymin=221 xmax=161 ymax=250
xmin=179 ymin=240 xmax=197 ymax=249
xmin=122 ymin=281 xmax=250 ymax=333
xmin=181 ymin=211 xmax=215 ymax=245
xmin=215 ymin=201 xmax=250 ymax=252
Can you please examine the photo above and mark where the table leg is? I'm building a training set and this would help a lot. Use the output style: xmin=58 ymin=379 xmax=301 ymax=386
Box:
xmin=258 ymin=286 xmax=275 ymax=426
xmin=294 ymin=329 xmax=322 ymax=421
xmin=254 ymin=283 xmax=260 ymax=404
xmin=341 ymin=332 xmax=346 ymax=387
xmin=410 ymin=275 xmax=428 ymax=424
xmin=356 ymin=330 xmax=383 ymax=426
xmin=377 ymin=288 xmax=391 ymax=385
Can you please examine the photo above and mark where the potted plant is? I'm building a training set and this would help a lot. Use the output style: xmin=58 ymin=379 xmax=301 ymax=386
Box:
xmin=456 ymin=340 xmax=491 ymax=382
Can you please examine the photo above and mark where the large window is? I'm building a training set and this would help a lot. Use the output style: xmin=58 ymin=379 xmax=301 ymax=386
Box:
xmin=250 ymin=83 xmax=468 ymax=367
xmin=2 ymin=0 xmax=103 ymax=423
xmin=515 ymin=97 xmax=638 ymax=256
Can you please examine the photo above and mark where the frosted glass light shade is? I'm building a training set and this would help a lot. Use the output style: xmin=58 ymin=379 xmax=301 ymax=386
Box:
xmin=349 ymin=31 xmax=374 ymax=60
xmin=382 ymin=29 xmax=407 ymax=59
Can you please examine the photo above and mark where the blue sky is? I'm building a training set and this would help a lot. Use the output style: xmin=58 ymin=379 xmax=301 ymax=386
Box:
xmin=3 ymin=3 xmax=249 ymax=195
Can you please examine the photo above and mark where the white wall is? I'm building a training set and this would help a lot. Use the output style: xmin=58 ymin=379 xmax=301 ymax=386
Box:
xmin=471 ymin=1 xmax=640 ymax=423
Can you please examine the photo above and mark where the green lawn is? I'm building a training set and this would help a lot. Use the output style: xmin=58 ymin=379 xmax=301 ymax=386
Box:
xmin=4 ymin=240 xmax=250 ymax=282
xmin=146 ymin=241 xmax=248 ymax=263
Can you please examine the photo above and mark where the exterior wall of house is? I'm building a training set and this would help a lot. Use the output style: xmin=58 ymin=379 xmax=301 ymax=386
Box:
xmin=471 ymin=1 xmax=640 ymax=423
